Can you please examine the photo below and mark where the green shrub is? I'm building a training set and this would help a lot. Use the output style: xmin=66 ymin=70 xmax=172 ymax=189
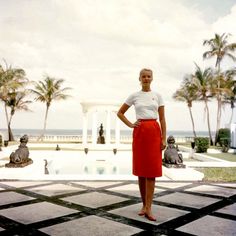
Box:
xmin=220 ymin=138 xmax=230 ymax=153
xmin=217 ymin=128 xmax=230 ymax=146
xmin=0 ymin=135 xmax=2 ymax=147
xmin=194 ymin=137 xmax=209 ymax=153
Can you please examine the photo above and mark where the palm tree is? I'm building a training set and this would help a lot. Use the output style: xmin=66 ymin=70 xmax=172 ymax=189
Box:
xmin=192 ymin=64 xmax=214 ymax=145
xmin=221 ymin=69 xmax=236 ymax=124
xmin=229 ymin=81 xmax=236 ymax=123
xmin=203 ymin=33 xmax=236 ymax=70
xmin=6 ymin=91 xmax=32 ymax=141
xmin=0 ymin=61 xmax=28 ymax=140
xmin=203 ymin=33 xmax=236 ymax=144
xmin=30 ymin=76 xmax=72 ymax=140
xmin=173 ymin=75 xmax=198 ymax=138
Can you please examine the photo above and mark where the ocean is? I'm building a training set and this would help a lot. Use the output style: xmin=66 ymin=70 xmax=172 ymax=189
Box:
xmin=0 ymin=129 xmax=210 ymax=138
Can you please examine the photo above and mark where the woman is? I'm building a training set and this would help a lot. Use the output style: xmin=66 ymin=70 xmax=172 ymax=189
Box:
xmin=117 ymin=68 xmax=166 ymax=221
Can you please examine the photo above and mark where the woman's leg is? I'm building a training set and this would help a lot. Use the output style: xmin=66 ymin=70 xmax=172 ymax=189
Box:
xmin=145 ymin=177 xmax=156 ymax=220
xmin=138 ymin=176 xmax=146 ymax=215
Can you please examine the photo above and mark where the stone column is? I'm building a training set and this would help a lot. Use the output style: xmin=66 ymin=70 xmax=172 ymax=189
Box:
xmin=92 ymin=111 xmax=97 ymax=145
xmin=82 ymin=111 xmax=88 ymax=145
xmin=115 ymin=114 xmax=120 ymax=145
xmin=106 ymin=110 xmax=111 ymax=144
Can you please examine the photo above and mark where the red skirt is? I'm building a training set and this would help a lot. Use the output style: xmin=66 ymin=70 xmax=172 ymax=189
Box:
xmin=132 ymin=119 xmax=162 ymax=177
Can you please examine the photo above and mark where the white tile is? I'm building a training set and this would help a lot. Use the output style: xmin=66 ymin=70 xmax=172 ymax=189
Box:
xmin=62 ymin=192 xmax=128 ymax=208
xmin=156 ymin=182 xmax=191 ymax=189
xmin=213 ymin=183 xmax=236 ymax=188
xmin=186 ymin=185 xmax=236 ymax=197
xmin=0 ymin=187 xmax=5 ymax=191
xmin=156 ymin=192 xmax=220 ymax=208
xmin=27 ymin=183 xmax=84 ymax=196
xmin=0 ymin=202 xmax=78 ymax=224
xmin=0 ymin=192 xmax=34 ymax=206
xmin=109 ymin=203 xmax=189 ymax=225
xmin=1 ymin=181 xmax=51 ymax=188
xmin=216 ymin=203 xmax=236 ymax=216
xmin=108 ymin=184 xmax=164 ymax=198
xmin=40 ymin=215 xmax=142 ymax=236
xmin=72 ymin=181 xmax=121 ymax=188
xmin=177 ymin=215 xmax=236 ymax=236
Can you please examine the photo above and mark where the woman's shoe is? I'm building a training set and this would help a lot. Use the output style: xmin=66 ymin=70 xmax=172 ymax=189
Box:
xmin=144 ymin=213 xmax=156 ymax=221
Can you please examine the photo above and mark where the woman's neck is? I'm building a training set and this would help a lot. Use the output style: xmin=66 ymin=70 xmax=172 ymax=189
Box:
xmin=141 ymin=86 xmax=151 ymax=92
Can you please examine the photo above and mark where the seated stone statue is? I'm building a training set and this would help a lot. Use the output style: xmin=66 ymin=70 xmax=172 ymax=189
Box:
xmin=164 ymin=135 xmax=183 ymax=164
xmin=97 ymin=123 xmax=105 ymax=144
xmin=8 ymin=135 xmax=31 ymax=164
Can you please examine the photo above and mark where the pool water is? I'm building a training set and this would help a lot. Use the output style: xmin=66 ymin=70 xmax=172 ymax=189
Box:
xmin=44 ymin=150 xmax=133 ymax=176
xmin=1 ymin=147 xmax=191 ymax=180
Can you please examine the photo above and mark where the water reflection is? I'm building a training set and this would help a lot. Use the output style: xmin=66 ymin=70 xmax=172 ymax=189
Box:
xmin=44 ymin=150 xmax=132 ymax=176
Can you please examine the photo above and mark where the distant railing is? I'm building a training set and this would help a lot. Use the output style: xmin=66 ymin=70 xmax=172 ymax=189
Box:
xmin=14 ymin=134 xmax=195 ymax=144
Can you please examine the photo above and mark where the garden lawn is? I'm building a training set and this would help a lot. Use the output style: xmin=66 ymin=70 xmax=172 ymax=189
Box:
xmin=195 ymin=167 xmax=236 ymax=182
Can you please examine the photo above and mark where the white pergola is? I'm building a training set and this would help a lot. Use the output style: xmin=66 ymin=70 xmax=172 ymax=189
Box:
xmin=80 ymin=100 xmax=122 ymax=145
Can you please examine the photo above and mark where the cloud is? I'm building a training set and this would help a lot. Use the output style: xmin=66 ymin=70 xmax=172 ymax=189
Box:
xmin=0 ymin=0 xmax=235 ymax=130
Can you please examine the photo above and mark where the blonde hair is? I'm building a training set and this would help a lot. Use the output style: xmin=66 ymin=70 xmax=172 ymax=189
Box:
xmin=139 ymin=68 xmax=153 ymax=80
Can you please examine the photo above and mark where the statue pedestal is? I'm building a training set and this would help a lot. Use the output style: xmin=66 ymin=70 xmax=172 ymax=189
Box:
xmin=162 ymin=163 xmax=186 ymax=168
xmin=97 ymin=136 xmax=105 ymax=144
xmin=5 ymin=159 xmax=33 ymax=168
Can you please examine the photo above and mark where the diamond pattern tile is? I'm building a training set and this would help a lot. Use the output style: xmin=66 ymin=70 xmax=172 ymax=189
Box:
xmin=0 ymin=191 xmax=34 ymax=206
xmin=0 ymin=180 xmax=235 ymax=235
xmin=185 ymin=184 xmax=236 ymax=197
xmin=216 ymin=203 xmax=236 ymax=216
xmin=0 ymin=202 xmax=78 ymax=224
xmin=156 ymin=182 xmax=191 ymax=189
xmin=40 ymin=215 xmax=142 ymax=236
xmin=27 ymin=183 xmax=84 ymax=196
xmin=213 ymin=183 xmax=236 ymax=188
xmin=62 ymin=192 xmax=128 ymax=208
xmin=177 ymin=215 xmax=236 ymax=236
xmin=156 ymin=192 xmax=220 ymax=208
xmin=1 ymin=181 xmax=51 ymax=188
xmin=72 ymin=181 xmax=121 ymax=188
xmin=109 ymin=203 xmax=189 ymax=225
xmin=108 ymin=184 xmax=164 ymax=197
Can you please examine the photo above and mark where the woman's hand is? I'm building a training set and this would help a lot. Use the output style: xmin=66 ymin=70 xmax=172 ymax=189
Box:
xmin=131 ymin=120 xmax=140 ymax=128
xmin=161 ymin=139 xmax=166 ymax=150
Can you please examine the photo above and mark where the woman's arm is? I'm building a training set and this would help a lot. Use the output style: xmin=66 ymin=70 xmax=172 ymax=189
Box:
xmin=158 ymin=106 xmax=166 ymax=150
xmin=117 ymin=103 xmax=139 ymax=128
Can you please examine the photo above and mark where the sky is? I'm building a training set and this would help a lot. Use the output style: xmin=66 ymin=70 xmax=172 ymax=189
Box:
xmin=0 ymin=0 xmax=236 ymax=132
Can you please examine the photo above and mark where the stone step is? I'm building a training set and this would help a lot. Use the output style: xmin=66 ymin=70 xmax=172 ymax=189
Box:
xmin=163 ymin=166 xmax=204 ymax=181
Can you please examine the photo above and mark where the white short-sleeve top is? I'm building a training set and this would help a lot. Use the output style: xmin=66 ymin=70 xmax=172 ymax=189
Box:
xmin=125 ymin=91 xmax=164 ymax=120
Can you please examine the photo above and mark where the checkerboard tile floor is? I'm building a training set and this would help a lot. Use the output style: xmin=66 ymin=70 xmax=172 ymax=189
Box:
xmin=0 ymin=180 xmax=235 ymax=235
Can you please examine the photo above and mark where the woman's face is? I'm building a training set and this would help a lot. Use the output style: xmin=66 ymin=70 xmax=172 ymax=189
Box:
xmin=139 ymin=70 xmax=153 ymax=86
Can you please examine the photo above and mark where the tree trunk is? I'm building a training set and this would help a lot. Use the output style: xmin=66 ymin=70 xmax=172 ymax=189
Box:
xmin=214 ymin=98 xmax=221 ymax=145
xmin=205 ymin=99 xmax=213 ymax=145
xmin=188 ymin=106 xmax=197 ymax=138
xmin=38 ymin=105 xmax=49 ymax=141
xmin=4 ymin=103 xmax=9 ymax=126
xmin=7 ymin=124 xmax=14 ymax=141
xmin=8 ymin=112 xmax=15 ymax=141
xmin=214 ymin=62 xmax=222 ymax=145
xmin=4 ymin=103 xmax=10 ymax=140
xmin=229 ymin=108 xmax=234 ymax=124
